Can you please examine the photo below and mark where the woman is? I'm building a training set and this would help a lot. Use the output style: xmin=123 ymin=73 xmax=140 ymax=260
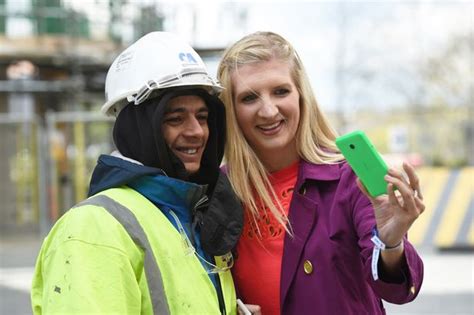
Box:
xmin=218 ymin=31 xmax=424 ymax=314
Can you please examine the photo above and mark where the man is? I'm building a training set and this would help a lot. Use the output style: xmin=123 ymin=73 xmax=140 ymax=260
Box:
xmin=31 ymin=32 xmax=243 ymax=314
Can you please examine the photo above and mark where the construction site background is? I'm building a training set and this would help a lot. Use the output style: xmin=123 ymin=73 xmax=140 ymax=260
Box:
xmin=0 ymin=0 xmax=472 ymax=252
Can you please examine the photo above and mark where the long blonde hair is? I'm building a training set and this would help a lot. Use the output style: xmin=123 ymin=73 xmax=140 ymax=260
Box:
xmin=217 ymin=31 xmax=343 ymax=231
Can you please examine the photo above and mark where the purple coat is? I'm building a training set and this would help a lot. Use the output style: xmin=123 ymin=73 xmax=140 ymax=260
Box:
xmin=280 ymin=160 xmax=424 ymax=314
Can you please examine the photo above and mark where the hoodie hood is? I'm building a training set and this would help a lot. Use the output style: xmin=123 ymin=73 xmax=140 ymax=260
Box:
xmin=112 ymin=88 xmax=225 ymax=194
xmin=89 ymin=88 xmax=243 ymax=257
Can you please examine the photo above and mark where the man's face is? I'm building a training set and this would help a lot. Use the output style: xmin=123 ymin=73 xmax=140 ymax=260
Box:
xmin=162 ymin=95 xmax=209 ymax=175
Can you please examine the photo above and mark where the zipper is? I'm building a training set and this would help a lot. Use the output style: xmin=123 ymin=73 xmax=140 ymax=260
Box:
xmin=191 ymin=195 xmax=209 ymax=246
xmin=169 ymin=209 xmax=227 ymax=314
xmin=193 ymin=195 xmax=209 ymax=213
xmin=192 ymin=195 xmax=227 ymax=314
xmin=214 ymin=266 xmax=227 ymax=315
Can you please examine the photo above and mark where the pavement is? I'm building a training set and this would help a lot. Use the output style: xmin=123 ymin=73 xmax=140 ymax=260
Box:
xmin=0 ymin=235 xmax=41 ymax=315
xmin=0 ymin=234 xmax=473 ymax=315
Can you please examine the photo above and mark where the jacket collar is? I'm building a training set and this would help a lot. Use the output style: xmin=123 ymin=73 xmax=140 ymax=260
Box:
xmin=298 ymin=159 xmax=341 ymax=182
xmin=129 ymin=174 xmax=207 ymax=212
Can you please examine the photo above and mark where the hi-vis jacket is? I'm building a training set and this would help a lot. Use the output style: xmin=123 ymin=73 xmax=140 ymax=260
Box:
xmin=31 ymin=155 xmax=237 ymax=314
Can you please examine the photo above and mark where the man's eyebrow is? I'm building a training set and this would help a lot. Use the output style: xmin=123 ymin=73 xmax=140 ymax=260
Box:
xmin=165 ymin=107 xmax=185 ymax=114
xmin=164 ymin=106 xmax=209 ymax=114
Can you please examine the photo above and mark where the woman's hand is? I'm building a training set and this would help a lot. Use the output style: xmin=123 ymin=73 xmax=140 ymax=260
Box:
xmin=357 ymin=162 xmax=425 ymax=274
xmin=357 ymin=162 xmax=425 ymax=248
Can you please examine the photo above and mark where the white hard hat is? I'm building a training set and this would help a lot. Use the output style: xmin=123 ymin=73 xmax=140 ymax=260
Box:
xmin=102 ymin=31 xmax=223 ymax=117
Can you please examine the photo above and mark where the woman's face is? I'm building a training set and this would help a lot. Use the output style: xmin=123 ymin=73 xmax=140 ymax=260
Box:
xmin=231 ymin=59 xmax=300 ymax=170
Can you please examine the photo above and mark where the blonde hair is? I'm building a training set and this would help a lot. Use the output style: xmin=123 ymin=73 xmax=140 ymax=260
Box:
xmin=217 ymin=31 xmax=343 ymax=231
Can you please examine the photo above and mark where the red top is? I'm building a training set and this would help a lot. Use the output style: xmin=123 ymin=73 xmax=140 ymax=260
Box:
xmin=232 ymin=161 xmax=299 ymax=315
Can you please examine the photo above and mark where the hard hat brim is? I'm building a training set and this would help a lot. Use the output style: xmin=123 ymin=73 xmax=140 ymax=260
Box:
xmin=101 ymin=74 xmax=223 ymax=117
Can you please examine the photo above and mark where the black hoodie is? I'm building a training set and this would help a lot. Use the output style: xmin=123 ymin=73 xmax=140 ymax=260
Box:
xmin=88 ymin=88 xmax=243 ymax=257
xmin=112 ymin=88 xmax=225 ymax=195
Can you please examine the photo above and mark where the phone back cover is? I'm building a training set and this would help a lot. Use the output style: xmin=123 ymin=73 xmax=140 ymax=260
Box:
xmin=336 ymin=130 xmax=388 ymax=197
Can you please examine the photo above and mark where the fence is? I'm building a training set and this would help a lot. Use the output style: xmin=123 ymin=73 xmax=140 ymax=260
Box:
xmin=0 ymin=112 xmax=114 ymax=237
xmin=0 ymin=113 xmax=39 ymax=234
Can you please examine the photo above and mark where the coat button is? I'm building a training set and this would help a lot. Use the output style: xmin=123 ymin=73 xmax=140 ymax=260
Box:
xmin=303 ymin=260 xmax=313 ymax=274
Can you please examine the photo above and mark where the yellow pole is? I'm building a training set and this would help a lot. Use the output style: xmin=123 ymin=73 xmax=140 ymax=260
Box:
xmin=15 ymin=124 xmax=24 ymax=225
xmin=31 ymin=121 xmax=39 ymax=224
xmin=73 ymin=120 xmax=86 ymax=203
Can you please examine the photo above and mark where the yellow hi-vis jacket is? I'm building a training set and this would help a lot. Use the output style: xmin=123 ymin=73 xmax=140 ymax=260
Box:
xmin=31 ymin=187 xmax=237 ymax=314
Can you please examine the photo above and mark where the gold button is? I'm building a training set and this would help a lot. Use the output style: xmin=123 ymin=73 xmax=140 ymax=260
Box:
xmin=410 ymin=285 xmax=416 ymax=295
xmin=303 ymin=260 xmax=313 ymax=274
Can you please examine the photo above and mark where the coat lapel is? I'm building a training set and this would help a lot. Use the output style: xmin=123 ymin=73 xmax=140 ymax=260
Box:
xmin=280 ymin=183 xmax=318 ymax=307
xmin=280 ymin=161 xmax=341 ymax=308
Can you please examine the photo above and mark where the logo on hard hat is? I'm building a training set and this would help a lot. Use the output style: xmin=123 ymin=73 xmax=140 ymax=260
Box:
xmin=116 ymin=51 xmax=135 ymax=72
xmin=178 ymin=52 xmax=198 ymax=66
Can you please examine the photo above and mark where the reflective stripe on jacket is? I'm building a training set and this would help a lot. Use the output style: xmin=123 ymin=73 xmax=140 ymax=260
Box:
xmin=31 ymin=186 xmax=237 ymax=314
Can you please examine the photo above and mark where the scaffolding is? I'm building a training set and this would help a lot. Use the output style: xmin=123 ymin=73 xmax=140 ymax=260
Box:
xmin=0 ymin=0 xmax=164 ymax=235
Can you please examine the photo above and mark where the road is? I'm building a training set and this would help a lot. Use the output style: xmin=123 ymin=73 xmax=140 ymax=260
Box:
xmin=1 ymin=236 xmax=473 ymax=315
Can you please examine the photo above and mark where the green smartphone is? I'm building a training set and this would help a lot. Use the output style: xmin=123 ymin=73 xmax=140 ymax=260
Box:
xmin=335 ymin=130 xmax=389 ymax=197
